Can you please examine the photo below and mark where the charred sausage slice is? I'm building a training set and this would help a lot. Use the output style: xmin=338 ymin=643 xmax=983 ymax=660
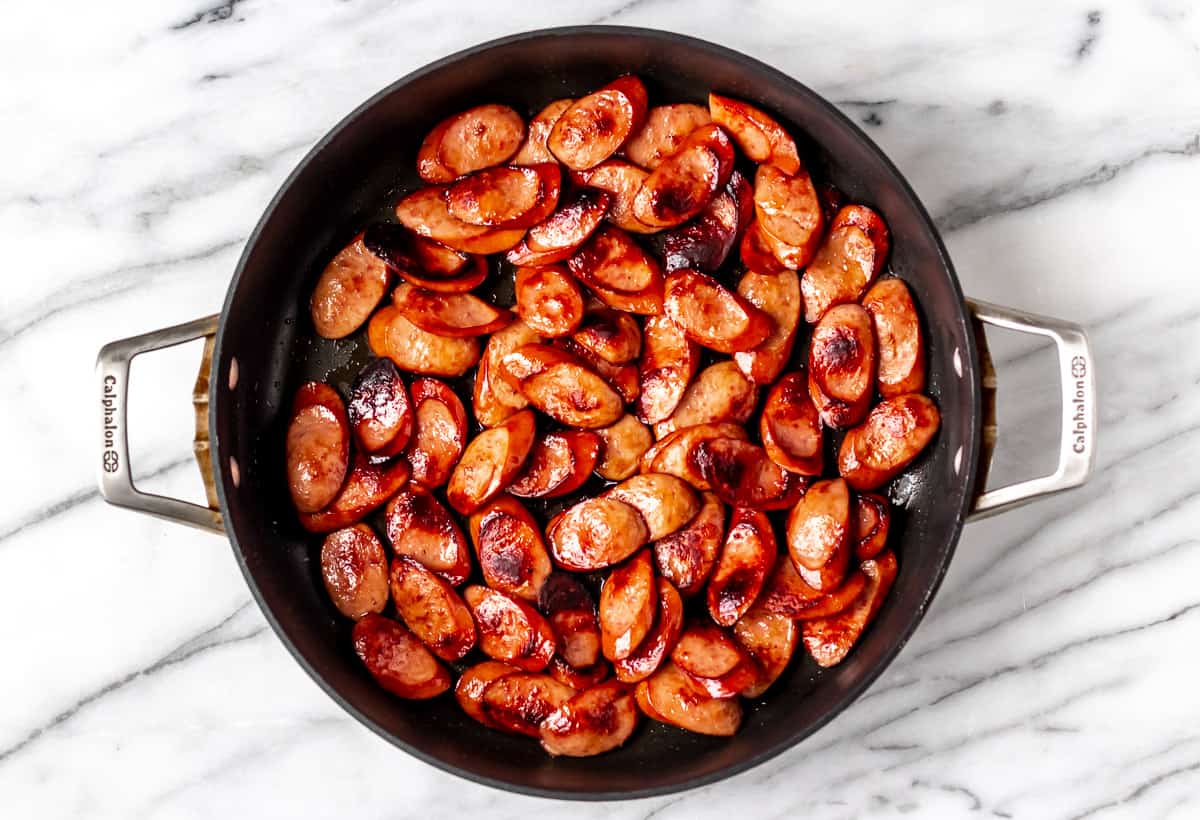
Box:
xmin=707 ymin=507 xmax=776 ymax=626
xmin=468 ymin=494 xmax=553 ymax=602
xmin=548 ymin=75 xmax=649 ymax=171
xmin=385 ymin=488 xmax=472 ymax=586
xmin=403 ymin=377 xmax=467 ymax=489
xmin=464 ymin=585 xmax=558 ymax=673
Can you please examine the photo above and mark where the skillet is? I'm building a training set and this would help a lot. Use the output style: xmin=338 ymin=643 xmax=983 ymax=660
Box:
xmin=96 ymin=26 xmax=1095 ymax=799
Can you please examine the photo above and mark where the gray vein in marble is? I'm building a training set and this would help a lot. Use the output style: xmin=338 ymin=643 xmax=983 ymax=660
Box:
xmin=1076 ymin=10 xmax=1103 ymax=60
xmin=0 ymin=237 xmax=240 ymax=350
xmin=170 ymin=0 xmax=249 ymax=31
xmin=0 ymin=602 xmax=263 ymax=766
xmin=912 ymin=538 xmax=1200 ymax=666
xmin=0 ymin=455 xmax=193 ymax=549
xmin=1066 ymin=759 xmax=1200 ymax=820
xmin=936 ymin=132 xmax=1200 ymax=233
xmin=910 ymin=779 xmax=984 ymax=812
xmin=592 ymin=0 xmax=661 ymax=24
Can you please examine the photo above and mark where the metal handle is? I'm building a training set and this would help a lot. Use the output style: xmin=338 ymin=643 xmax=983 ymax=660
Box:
xmin=965 ymin=299 xmax=1096 ymax=521
xmin=96 ymin=315 xmax=225 ymax=534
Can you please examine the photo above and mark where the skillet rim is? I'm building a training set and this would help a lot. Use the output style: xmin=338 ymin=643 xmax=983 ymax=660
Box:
xmin=210 ymin=24 xmax=981 ymax=800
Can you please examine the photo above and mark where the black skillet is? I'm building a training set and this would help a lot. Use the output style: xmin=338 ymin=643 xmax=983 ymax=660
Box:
xmin=95 ymin=27 xmax=1096 ymax=799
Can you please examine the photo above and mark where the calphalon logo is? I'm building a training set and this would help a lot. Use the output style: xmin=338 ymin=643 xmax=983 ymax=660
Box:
xmin=102 ymin=375 xmax=119 ymax=473
xmin=1070 ymin=355 xmax=1089 ymax=454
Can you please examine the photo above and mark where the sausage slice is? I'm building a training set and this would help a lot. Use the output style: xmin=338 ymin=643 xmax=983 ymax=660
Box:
xmin=402 ymin=377 xmax=468 ymax=489
xmin=733 ymin=268 xmax=801 ymax=385
xmin=863 ymin=277 xmax=926 ymax=397
xmin=594 ymin=414 xmax=654 ymax=481
xmin=508 ymin=431 xmax=602 ymax=499
xmin=366 ymin=305 xmax=482 ymax=377
xmin=468 ymin=494 xmax=553 ymax=601
xmin=706 ymin=507 xmax=776 ymax=626
xmin=389 ymin=557 xmax=477 ymax=661
xmin=514 ymin=265 xmax=585 ymax=337
xmin=572 ymin=159 xmax=658 ymax=234
xmin=464 ymin=585 xmax=558 ymax=672
xmin=603 ymin=473 xmax=701 ymax=541
xmin=652 ymin=491 xmax=725 ymax=597
xmin=548 ymin=496 xmax=650 ymax=571
xmin=286 ymin=382 xmax=350 ymax=513
xmin=758 ymin=556 xmax=866 ymax=621
xmin=456 ymin=661 xmax=521 ymax=729
xmin=664 ymin=269 xmax=772 ymax=354
xmin=310 ymin=234 xmax=390 ymax=339
xmin=613 ymin=578 xmax=684 ymax=682
xmin=635 ymin=662 xmax=742 ymax=736
xmin=802 ymin=552 xmax=898 ymax=667
xmin=733 ymin=603 xmax=798 ymax=697
xmin=624 ymin=103 xmax=712 ymax=169
xmin=760 ymin=373 xmax=824 ymax=476
xmin=708 ymin=92 xmax=801 ymax=174
xmin=352 ymin=615 xmax=451 ymax=700
xmin=298 ymin=455 xmax=411 ymax=533
xmin=786 ymin=478 xmax=852 ymax=592
xmin=637 ymin=315 xmax=700 ymax=424
xmin=548 ymin=75 xmax=649 ymax=170
xmin=801 ymin=204 xmax=890 ymax=323
xmin=513 ymin=98 xmax=575 ymax=165
xmin=474 ymin=318 xmax=542 ymax=428
xmin=632 ymin=123 xmax=734 ymax=229
xmin=422 ymin=104 xmax=525 ymax=181
xmin=837 ymin=394 xmax=941 ymax=490
xmin=446 ymin=409 xmax=537 ymax=514
xmin=498 ymin=343 xmax=625 ymax=429
xmin=653 ymin=361 xmax=758 ymax=439
xmin=320 ymin=524 xmax=390 ymax=620
xmin=482 ymin=673 xmax=576 ymax=737
xmin=539 ymin=680 xmax=640 ymax=757
xmin=385 ymin=489 xmax=472 ymax=586
xmin=348 ymin=359 xmax=412 ymax=457
xmin=753 ymin=163 xmax=824 ymax=268
xmin=599 ymin=548 xmax=656 ymax=660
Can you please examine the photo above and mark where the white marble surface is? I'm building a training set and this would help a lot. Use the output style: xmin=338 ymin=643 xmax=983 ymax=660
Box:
xmin=2 ymin=0 xmax=1199 ymax=817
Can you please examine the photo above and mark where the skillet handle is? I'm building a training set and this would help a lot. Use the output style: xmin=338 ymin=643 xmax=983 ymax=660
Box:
xmin=965 ymin=299 xmax=1096 ymax=521
xmin=95 ymin=315 xmax=225 ymax=534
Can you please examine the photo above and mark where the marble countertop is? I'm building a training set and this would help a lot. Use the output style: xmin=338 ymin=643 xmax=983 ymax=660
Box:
xmin=3 ymin=0 xmax=1199 ymax=817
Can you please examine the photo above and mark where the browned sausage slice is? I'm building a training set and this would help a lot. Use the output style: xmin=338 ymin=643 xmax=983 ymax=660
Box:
xmin=298 ymin=455 xmax=411 ymax=533
xmin=567 ymin=225 xmax=665 ymax=299
xmin=707 ymin=507 xmax=777 ymax=626
xmin=733 ymin=603 xmax=798 ymax=697
xmin=664 ymin=269 xmax=772 ymax=354
xmin=474 ymin=319 xmax=542 ymax=428
xmin=803 ymin=552 xmax=898 ymax=667
xmin=393 ymin=283 xmax=513 ymax=338
xmin=653 ymin=361 xmax=758 ymax=439
xmin=513 ymin=98 xmax=575 ymax=165
xmin=754 ymin=163 xmax=824 ymax=268
xmin=347 ymin=359 xmax=412 ymax=457
xmin=367 ymin=305 xmax=482 ymax=377
xmin=385 ymin=488 xmax=472 ymax=586
xmin=760 ymin=373 xmax=824 ymax=475
xmin=733 ymin=268 xmax=801 ymax=385
xmin=635 ymin=662 xmax=742 ymax=736
xmin=396 ymin=255 xmax=489 ymax=294
xmin=632 ymin=124 xmax=735 ymax=229
xmin=863 ymin=277 xmax=926 ymax=397
xmin=613 ymin=578 xmax=684 ymax=682
xmin=352 ymin=614 xmax=451 ymax=699
xmin=548 ymin=75 xmax=649 ymax=170
xmin=363 ymin=222 xmax=471 ymax=279
xmin=521 ymin=188 xmax=611 ymax=257
xmin=446 ymin=163 xmax=561 ymax=230
xmin=286 ymin=382 xmax=350 ymax=513
xmin=660 ymin=171 xmax=753 ymax=273
xmin=708 ymin=92 xmax=801 ymax=174
xmin=426 ymin=104 xmax=525 ymax=179
xmin=320 ymin=524 xmax=389 ymax=620
xmin=855 ymin=493 xmax=891 ymax=560
xmin=464 ymin=585 xmax=558 ymax=672
xmin=739 ymin=220 xmax=790 ymax=275
xmin=643 ymin=422 xmax=748 ymax=490
xmin=838 ymin=394 xmax=941 ymax=490
xmin=395 ymin=186 xmax=525 ymax=255
xmin=599 ymin=548 xmax=656 ymax=660
xmin=595 ymin=414 xmax=654 ymax=481
xmin=508 ymin=431 xmax=601 ymax=499
xmin=446 ymin=409 xmax=537 ymax=514
xmin=624 ymin=103 xmax=712 ymax=169
xmin=554 ymin=337 xmax=641 ymax=405
xmin=786 ymin=478 xmax=852 ymax=592
xmin=808 ymin=368 xmax=871 ymax=430
xmin=514 ymin=265 xmax=585 ymax=337
xmin=403 ymin=377 xmax=467 ymax=489
xmin=671 ymin=621 xmax=748 ymax=679
xmin=757 ymin=557 xmax=866 ymax=621
xmin=652 ymin=491 xmax=725 ymax=597
xmin=548 ymin=611 xmax=603 ymax=672
xmin=498 ymin=343 xmax=625 ymax=429
xmin=548 ymin=496 xmax=650 ymax=571
xmin=540 ymin=680 xmax=639 ymax=757
xmin=467 ymin=494 xmax=553 ymax=601
xmin=637 ymin=315 xmax=700 ymax=424
xmin=695 ymin=437 xmax=807 ymax=510
xmin=810 ymin=303 xmax=876 ymax=404
xmin=571 ymin=307 xmax=642 ymax=364
xmin=572 ymin=159 xmax=658 ymax=234
xmin=801 ymin=204 xmax=890 ymax=323
xmin=310 ymin=234 xmax=390 ymax=339
xmin=389 ymin=557 xmax=477 ymax=661
xmin=482 ymin=673 xmax=576 ymax=737
xmin=603 ymin=473 xmax=701 ymax=541
xmin=456 ymin=661 xmax=520 ymax=729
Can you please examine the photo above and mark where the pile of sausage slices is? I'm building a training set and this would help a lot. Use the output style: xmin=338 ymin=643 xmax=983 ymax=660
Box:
xmin=289 ymin=76 xmax=941 ymax=758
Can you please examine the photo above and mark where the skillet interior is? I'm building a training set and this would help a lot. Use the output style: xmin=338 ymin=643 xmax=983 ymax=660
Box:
xmin=210 ymin=26 xmax=981 ymax=799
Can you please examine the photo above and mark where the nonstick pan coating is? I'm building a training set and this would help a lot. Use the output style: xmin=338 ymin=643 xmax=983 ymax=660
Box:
xmin=209 ymin=27 xmax=981 ymax=798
